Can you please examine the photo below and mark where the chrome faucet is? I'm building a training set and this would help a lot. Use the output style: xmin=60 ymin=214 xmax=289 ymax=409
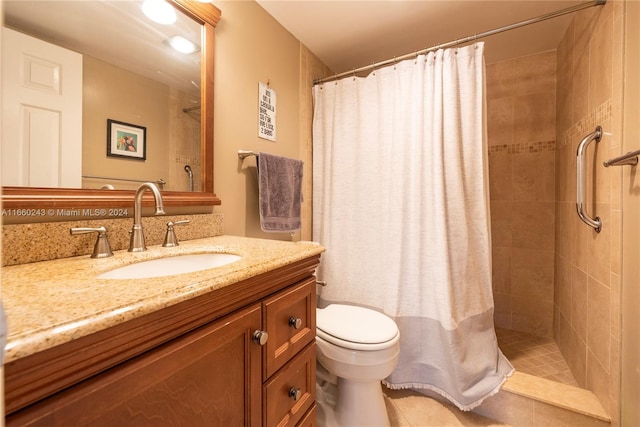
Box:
xmin=70 ymin=226 xmax=114 ymax=258
xmin=128 ymin=182 xmax=166 ymax=252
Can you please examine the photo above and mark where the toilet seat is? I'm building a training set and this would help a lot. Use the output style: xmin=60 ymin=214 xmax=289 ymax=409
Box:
xmin=317 ymin=304 xmax=399 ymax=351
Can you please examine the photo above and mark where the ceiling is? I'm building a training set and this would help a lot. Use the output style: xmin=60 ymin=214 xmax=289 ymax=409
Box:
xmin=3 ymin=1 xmax=202 ymax=97
xmin=3 ymin=1 xmax=590 ymax=86
xmin=256 ymin=0 xmax=587 ymax=74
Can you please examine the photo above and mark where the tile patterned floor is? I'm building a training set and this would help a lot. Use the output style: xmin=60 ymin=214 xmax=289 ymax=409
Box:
xmin=495 ymin=327 xmax=580 ymax=387
xmin=319 ymin=378 xmax=510 ymax=426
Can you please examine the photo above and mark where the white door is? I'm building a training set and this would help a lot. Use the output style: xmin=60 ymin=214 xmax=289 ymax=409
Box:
xmin=1 ymin=27 xmax=82 ymax=188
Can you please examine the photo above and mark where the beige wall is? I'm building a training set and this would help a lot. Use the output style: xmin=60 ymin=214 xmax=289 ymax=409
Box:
xmin=82 ymin=56 xmax=201 ymax=192
xmin=487 ymin=50 xmax=557 ymax=337
xmin=82 ymin=56 xmax=171 ymax=190
xmin=212 ymin=0 xmax=330 ymax=241
xmin=554 ymin=0 xmax=623 ymax=423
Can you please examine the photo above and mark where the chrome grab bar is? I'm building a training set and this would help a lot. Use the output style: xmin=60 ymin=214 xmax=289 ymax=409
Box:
xmin=576 ymin=126 xmax=603 ymax=232
xmin=184 ymin=165 xmax=194 ymax=192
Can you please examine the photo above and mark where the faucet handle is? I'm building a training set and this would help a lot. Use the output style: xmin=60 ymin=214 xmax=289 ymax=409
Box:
xmin=70 ymin=226 xmax=114 ymax=258
xmin=162 ymin=220 xmax=190 ymax=247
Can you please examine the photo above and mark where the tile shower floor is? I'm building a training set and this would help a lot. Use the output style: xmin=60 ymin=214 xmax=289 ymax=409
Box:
xmin=381 ymin=328 xmax=579 ymax=426
xmin=322 ymin=328 xmax=580 ymax=427
xmin=495 ymin=327 xmax=580 ymax=387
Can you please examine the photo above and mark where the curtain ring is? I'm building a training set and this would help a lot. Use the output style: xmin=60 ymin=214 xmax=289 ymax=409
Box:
xmin=352 ymin=68 xmax=356 ymax=81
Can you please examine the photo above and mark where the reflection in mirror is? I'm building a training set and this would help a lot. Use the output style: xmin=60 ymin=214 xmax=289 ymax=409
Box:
xmin=1 ymin=0 xmax=220 ymax=212
xmin=2 ymin=0 xmax=202 ymax=191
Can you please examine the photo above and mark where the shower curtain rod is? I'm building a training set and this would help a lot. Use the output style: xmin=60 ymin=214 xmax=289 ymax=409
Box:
xmin=314 ymin=0 xmax=606 ymax=85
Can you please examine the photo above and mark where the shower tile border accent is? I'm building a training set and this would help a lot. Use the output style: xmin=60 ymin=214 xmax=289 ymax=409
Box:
xmin=489 ymin=140 xmax=556 ymax=155
xmin=487 ymin=97 xmax=612 ymax=155
xmin=175 ymin=154 xmax=202 ymax=166
xmin=559 ymin=98 xmax=613 ymax=150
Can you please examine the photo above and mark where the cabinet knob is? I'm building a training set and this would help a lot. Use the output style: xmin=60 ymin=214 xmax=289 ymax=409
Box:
xmin=288 ymin=316 xmax=303 ymax=329
xmin=252 ymin=330 xmax=269 ymax=346
xmin=288 ymin=387 xmax=302 ymax=401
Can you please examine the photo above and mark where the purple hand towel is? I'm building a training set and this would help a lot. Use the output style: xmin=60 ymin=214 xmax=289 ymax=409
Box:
xmin=258 ymin=152 xmax=303 ymax=232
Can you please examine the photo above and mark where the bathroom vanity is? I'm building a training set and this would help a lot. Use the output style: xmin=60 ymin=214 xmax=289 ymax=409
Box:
xmin=1 ymin=236 xmax=323 ymax=426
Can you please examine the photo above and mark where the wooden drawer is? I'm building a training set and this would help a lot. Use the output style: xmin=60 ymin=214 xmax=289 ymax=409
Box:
xmin=263 ymin=343 xmax=316 ymax=427
xmin=263 ymin=278 xmax=316 ymax=378
xmin=296 ymin=404 xmax=317 ymax=427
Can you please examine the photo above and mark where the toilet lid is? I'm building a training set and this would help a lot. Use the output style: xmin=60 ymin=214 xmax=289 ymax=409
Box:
xmin=317 ymin=304 xmax=398 ymax=344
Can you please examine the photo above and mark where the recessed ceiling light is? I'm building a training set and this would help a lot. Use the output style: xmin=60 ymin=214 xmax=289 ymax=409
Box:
xmin=167 ymin=35 xmax=199 ymax=54
xmin=142 ymin=0 xmax=176 ymax=25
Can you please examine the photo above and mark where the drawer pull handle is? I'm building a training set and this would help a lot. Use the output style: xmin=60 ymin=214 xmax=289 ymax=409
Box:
xmin=289 ymin=316 xmax=303 ymax=329
xmin=252 ymin=330 xmax=269 ymax=346
xmin=289 ymin=387 xmax=302 ymax=401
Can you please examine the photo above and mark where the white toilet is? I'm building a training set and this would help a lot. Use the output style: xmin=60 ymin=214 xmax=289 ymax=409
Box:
xmin=316 ymin=304 xmax=400 ymax=427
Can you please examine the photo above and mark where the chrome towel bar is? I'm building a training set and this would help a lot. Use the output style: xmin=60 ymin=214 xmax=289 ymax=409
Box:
xmin=576 ymin=126 xmax=602 ymax=232
xmin=238 ymin=150 xmax=258 ymax=159
xmin=603 ymin=149 xmax=640 ymax=167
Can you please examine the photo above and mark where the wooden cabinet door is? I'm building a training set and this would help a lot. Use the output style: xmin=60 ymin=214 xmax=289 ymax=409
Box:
xmin=7 ymin=304 xmax=263 ymax=427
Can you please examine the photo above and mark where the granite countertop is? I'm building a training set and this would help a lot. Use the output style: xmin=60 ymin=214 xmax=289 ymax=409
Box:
xmin=1 ymin=235 xmax=324 ymax=364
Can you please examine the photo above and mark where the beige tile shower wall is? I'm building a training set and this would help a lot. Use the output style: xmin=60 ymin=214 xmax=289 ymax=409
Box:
xmin=169 ymin=87 xmax=202 ymax=192
xmin=487 ymin=50 xmax=557 ymax=338
xmin=554 ymin=1 xmax=623 ymax=423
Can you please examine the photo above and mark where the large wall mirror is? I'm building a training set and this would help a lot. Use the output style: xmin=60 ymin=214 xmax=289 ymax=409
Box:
xmin=1 ymin=0 xmax=221 ymax=211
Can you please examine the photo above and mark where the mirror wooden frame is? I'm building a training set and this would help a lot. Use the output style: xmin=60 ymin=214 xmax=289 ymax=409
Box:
xmin=1 ymin=0 xmax=221 ymax=210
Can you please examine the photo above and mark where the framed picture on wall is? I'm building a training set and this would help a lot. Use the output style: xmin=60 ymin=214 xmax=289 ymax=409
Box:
xmin=107 ymin=119 xmax=146 ymax=160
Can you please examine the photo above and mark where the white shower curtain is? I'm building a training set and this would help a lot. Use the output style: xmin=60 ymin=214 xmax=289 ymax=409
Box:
xmin=312 ymin=42 xmax=513 ymax=411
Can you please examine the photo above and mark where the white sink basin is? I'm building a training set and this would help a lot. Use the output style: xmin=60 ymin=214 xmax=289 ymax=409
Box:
xmin=98 ymin=253 xmax=242 ymax=280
